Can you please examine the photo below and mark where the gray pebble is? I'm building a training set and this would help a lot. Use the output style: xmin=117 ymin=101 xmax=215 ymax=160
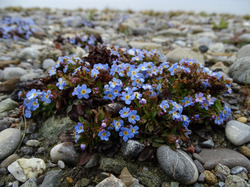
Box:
xmin=200 ymin=139 xmax=214 ymax=148
xmin=230 ymin=166 xmax=248 ymax=175
xmin=57 ymin=160 xmax=65 ymax=169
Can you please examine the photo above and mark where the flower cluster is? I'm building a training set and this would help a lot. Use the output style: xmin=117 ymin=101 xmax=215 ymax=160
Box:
xmin=0 ymin=17 xmax=35 ymax=40
xmin=19 ymin=45 xmax=232 ymax=151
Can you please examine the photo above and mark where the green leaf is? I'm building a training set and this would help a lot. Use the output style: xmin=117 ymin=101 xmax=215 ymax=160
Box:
xmin=214 ymin=100 xmax=223 ymax=111
xmin=148 ymin=125 xmax=154 ymax=132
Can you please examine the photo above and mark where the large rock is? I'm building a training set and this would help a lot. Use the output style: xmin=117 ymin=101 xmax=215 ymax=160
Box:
xmin=225 ymin=120 xmax=250 ymax=146
xmin=96 ymin=176 xmax=126 ymax=187
xmin=0 ymin=128 xmax=22 ymax=160
xmin=50 ymin=142 xmax=80 ymax=165
xmin=8 ymin=158 xmax=46 ymax=183
xmin=2 ymin=67 xmax=27 ymax=80
xmin=198 ymin=148 xmax=250 ymax=172
xmin=228 ymin=57 xmax=250 ymax=84
xmin=155 ymin=28 xmax=186 ymax=37
xmin=39 ymin=116 xmax=75 ymax=144
xmin=166 ymin=48 xmax=205 ymax=65
xmin=157 ymin=145 xmax=198 ymax=185
xmin=18 ymin=47 xmax=40 ymax=60
xmin=40 ymin=170 xmax=62 ymax=187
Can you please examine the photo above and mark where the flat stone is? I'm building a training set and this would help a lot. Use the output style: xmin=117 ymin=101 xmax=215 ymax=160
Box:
xmin=119 ymin=167 xmax=134 ymax=187
xmin=26 ymin=140 xmax=40 ymax=147
xmin=193 ymin=153 xmax=205 ymax=164
xmin=96 ymin=176 xmax=126 ymax=187
xmin=194 ymin=160 xmax=205 ymax=173
xmin=50 ymin=142 xmax=80 ymax=166
xmin=0 ymin=118 xmax=12 ymax=132
xmin=40 ymin=170 xmax=62 ymax=187
xmin=129 ymin=41 xmax=162 ymax=50
xmin=199 ymin=148 xmax=250 ymax=172
xmin=8 ymin=158 xmax=46 ymax=183
xmin=20 ymin=72 xmax=40 ymax=82
xmin=225 ymin=175 xmax=248 ymax=187
xmin=225 ymin=120 xmax=250 ymax=146
xmin=0 ymin=98 xmax=18 ymax=113
xmin=39 ymin=116 xmax=75 ymax=144
xmin=0 ymin=154 xmax=20 ymax=168
xmin=85 ymin=153 xmax=99 ymax=168
xmin=20 ymin=177 xmax=37 ymax=187
xmin=0 ymin=128 xmax=22 ymax=160
xmin=157 ymin=145 xmax=198 ymax=185
xmin=166 ymin=48 xmax=204 ymax=65
xmin=122 ymin=140 xmax=145 ymax=158
xmin=0 ymin=78 xmax=20 ymax=93
xmin=200 ymin=139 xmax=214 ymax=148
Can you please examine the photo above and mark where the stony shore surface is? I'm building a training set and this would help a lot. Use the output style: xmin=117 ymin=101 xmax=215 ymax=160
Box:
xmin=0 ymin=7 xmax=250 ymax=187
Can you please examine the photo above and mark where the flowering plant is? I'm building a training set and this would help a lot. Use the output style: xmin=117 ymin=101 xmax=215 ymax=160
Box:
xmin=19 ymin=45 xmax=232 ymax=151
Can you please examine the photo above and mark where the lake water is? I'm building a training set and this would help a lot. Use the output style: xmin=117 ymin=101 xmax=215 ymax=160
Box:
xmin=0 ymin=0 xmax=250 ymax=15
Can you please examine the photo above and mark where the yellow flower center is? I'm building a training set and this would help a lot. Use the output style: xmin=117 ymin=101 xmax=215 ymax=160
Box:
xmin=131 ymin=115 xmax=135 ymax=120
xmin=81 ymin=90 xmax=86 ymax=94
xmin=33 ymin=102 xmax=37 ymax=106
xmin=102 ymin=132 xmax=106 ymax=136
xmin=124 ymin=131 xmax=128 ymax=135
xmin=125 ymin=95 xmax=130 ymax=100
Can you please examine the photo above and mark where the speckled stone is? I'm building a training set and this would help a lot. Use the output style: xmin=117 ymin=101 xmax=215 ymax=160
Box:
xmin=204 ymin=170 xmax=217 ymax=185
xmin=157 ymin=145 xmax=198 ymax=185
xmin=225 ymin=175 xmax=248 ymax=187
xmin=215 ymin=163 xmax=230 ymax=176
xmin=0 ymin=128 xmax=22 ymax=160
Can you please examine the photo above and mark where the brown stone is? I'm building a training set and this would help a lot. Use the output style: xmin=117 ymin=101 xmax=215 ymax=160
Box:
xmin=237 ymin=117 xmax=247 ymax=123
xmin=0 ymin=60 xmax=19 ymax=69
xmin=119 ymin=167 xmax=134 ymax=187
xmin=204 ymin=170 xmax=217 ymax=185
xmin=238 ymin=146 xmax=250 ymax=158
xmin=0 ymin=78 xmax=20 ymax=92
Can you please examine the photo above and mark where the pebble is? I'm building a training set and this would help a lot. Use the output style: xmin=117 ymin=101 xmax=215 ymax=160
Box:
xmin=26 ymin=123 xmax=36 ymax=134
xmin=0 ymin=98 xmax=19 ymax=113
xmin=214 ymin=182 xmax=225 ymax=187
xmin=129 ymin=41 xmax=162 ymax=50
xmin=230 ymin=166 xmax=248 ymax=175
xmin=0 ymin=119 xmax=12 ymax=132
xmin=237 ymin=44 xmax=250 ymax=58
xmin=215 ymin=163 xmax=230 ymax=176
xmin=200 ymin=139 xmax=214 ymax=148
xmin=215 ymin=172 xmax=226 ymax=182
xmin=20 ymin=177 xmax=37 ymax=187
xmin=166 ymin=48 xmax=204 ymax=65
xmin=85 ymin=153 xmax=99 ymax=168
xmin=26 ymin=140 xmax=40 ymax=147
xmin=96 ymin=176 xmax=126 ymax=187
xmin=238 ymin=146 xmax=250 ymax=158
xmin=192 ymin=153 xmax=205 ymax=164
xmin=50 ymin=142 xmax=81 ymax=165
xmin=198 ymin=148 xmax=250 ymax=172
xmin=42 ymin=59 xmax=56 ymax=70
xmin=7 ymin=158 xmax=46 ymax=183
xmin=20 ymin=146 xmax=34 ymax=155
xmin=17 ymin=47 xmax=40 ymax=60
xmin=199 ymin=45 xmax=209 ymax=53
xmin=122 ymin=140 xmax=145 ymax=158
xmin=194 ymin=160 xmax=205 ymax=174
xmin=0 ymin=128 xmax=22 ymax=160
xmin=40 ymin=170 xmax=62 ymax=187
xmin=119 ymin=167 xmax=134 ymax=187
xmin=198 ymin=173 xmax=205 ymax=183
xmin=0 ymin=154 xmax=20 ymax=168
xmin=225 ymin=120 xmax=250 ymax=146
xmin=236 ymin=116 xmax=247 ymax=123
xmin=2 ymin=67 xmax=27 ymax=81
xmin=57 ymin=160 xmax=65 ymax=169
xmin=157 ymin=145 xmax=198 ymax=185
xmin=225 ymin=175 xmax=248 ymax=187
xmin=204 ymin=170 xmax=217 ymax=185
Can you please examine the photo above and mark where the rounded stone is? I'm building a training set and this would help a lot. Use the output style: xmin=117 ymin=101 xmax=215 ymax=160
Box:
xmin=157 ymin=145 xmax=198 ymax=185
xmin=122 ymin=140 xmax=145 ymax=158
xmin=42 ymin=59 xmax=56 ymax=70
xmin=199 ymin=45 xmax=209 ymax=53
xmin=215 ymin=163 xmax=230 ymax=176
xmin=225 ymin=175 xmax=248 ymax=187
xmin=204 ymin=170 xmax=217 ymax=185
xmin=0 ymin=128 xmax=22 ymax=160
xmin=236 ymin=117 xmax=247 ymax=123
xmin=238 ymin=146 xmax=250 ymax=158
xmin=200 ymin=139 xmax=214 ymax=148
xmin=57 ymin=160 xmax=65 ymax=169
xmin=50 ymin=142 xmax=81 ymax=166
xmin=230 ymin=166 xmax=248 ymax=175
xmin=26 ymin=140 xmax=40 ymax=147
xmin=0 ymin=154 xmax=20 ymax=168
xmin=225 ymin=120 xmax=250 ymax=146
